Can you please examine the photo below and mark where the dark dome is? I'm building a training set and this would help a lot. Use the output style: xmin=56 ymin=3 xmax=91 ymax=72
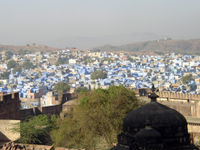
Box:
xmin=135 ymin=127 xmax=161 ymax=140
xmin=111 ymin=91 xmax=198 ymax=150
xmin=123 ymin=101 xmax=188 ymax=137
xmin=134 ymin=127 xmax=162 ymax=149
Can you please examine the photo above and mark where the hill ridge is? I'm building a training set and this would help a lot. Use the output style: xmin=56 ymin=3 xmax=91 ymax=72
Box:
xmin=0 ymin=43 xmax=57 ymax=52
xmin=93 ymin=39 xmax=200 ymax=55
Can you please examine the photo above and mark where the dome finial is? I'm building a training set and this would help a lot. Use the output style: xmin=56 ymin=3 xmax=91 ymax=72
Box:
xmin=148 ymin=84 xmax=159 ymax=102
xmin=151 ymin=83 xmax=156 ymax=93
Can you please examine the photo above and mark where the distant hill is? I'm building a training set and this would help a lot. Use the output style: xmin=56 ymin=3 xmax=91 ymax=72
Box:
xmin=0 ymin=43 xmax=57 ymax=52
xmin=93 ymin=39 xmax=200 ymax=55
xmin=42 ymin=32 xmax=163 ymax=49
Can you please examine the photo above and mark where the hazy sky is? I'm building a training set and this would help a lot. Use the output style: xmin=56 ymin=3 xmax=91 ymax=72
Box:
xmin=0 ymin=0 xmax=200 ymax=46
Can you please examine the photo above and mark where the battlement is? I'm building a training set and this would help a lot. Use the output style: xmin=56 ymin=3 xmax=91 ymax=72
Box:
xmin=20 ymin=104 xmax=62 ymax=120
xmin=135 ymin=88 xmax=200 ymax=101
xmin=0 ymin=91 xmax=67 ymax=120
xmin=0 ymin=92 xmax=19 ymax=103
xmin=156 ymin=91 xmax=200 ymax=101
xmin=0 ymin=92 xmax=20 ymax=120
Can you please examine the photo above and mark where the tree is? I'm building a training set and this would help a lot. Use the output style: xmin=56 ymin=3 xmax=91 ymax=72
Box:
xmin=51 ymin=86 xmax=141 ymax=149
xmin=91 ymin=70 xmax=107 ymax=80
xmin=23 ymin=60 xmax=35 ymax=69
xmin=75 ymin=87 xmax=89 ymax=93
xmin=18 ymin=50 xmax=30 ymax=55
xmin=5 ymin=51 xmax=13 ymax=60
xmin=127 ymin=56 xmax=135 ymax=62
xmin=13 ymin=67 xmax=22 ymax=74
xmin=54 ymin=81 xmax=70 ymax=94
xmin=18 ymin=115 xmax=57 ymax=145
xmin=7 ymin=60 xmax=18 ymax=69
xmin=190 ymin=83 xmax=197 ymax=91
xmin=56 ymin=57 xmax=69 ymax=66
xmin=181 ymin=74 xmax=194 ymax=84
xmin=0 ymin=71 xmax=10 ymax=79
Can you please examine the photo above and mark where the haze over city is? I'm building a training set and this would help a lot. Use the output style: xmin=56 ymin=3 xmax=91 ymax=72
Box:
xmin=0 ymin=0 xmax=200 ymax=48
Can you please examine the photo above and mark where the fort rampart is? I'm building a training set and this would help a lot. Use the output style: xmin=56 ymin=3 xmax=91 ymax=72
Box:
xmin=157 ymin=91 xmax=200 ymax=102
xmin=20 ymin=104 xmax=62 ymax=120
xmin=0 ymin=92 xmax=63 ymax=120
xmin=139 ymin=91 xmax=200 ymax=118
xmin=0 ymin=92 xmax=20 ymax=120
xmin=135 ymin=89 xmax=200 ymax=101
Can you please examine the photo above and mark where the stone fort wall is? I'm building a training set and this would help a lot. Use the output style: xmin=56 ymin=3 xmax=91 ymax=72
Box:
xmin=157 ymin=101 xmax=200 ymax=119
xmin=1 ymin=90 xmax=200 ymax=120
xmin=156 ymin=92 xmax=200 ymax=118
xmin=157 ymin=91 xmax=200 ymax=101
xmin=159 ymin=101 xmax=193 ymax=116
xmin=0 ymin=92 xmax=63 ymax=120
xmin=20 ymin=104 xmax=62 ymax=120
xmin=136 ymin=89 xmax=200 ymax=117
xmin=135 ymin=88 xmax=200 ymax=101
xmin=0 ymin=92 xmax=20 ymax=120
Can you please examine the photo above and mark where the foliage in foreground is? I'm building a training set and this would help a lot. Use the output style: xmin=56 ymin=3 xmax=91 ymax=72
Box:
xmin=19 ymin=115 xmax=57 ymax=145
xmin=51 ymin=86 xmax=141 ymax=149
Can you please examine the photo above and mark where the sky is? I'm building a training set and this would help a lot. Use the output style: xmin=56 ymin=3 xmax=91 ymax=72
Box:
xmin=0 ymin=0 xmax=200 ymax=48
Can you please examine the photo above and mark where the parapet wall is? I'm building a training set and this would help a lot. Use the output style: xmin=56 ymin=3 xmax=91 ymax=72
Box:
xmin=135 ymin=88 xmax=200 ymax=101
xmin=20 ymin=104 xmax=62 ymax=120
xmin=41 ymin=105 xmax=62 ymax=115
xmin=0 ymin=92 xmax=19 ymax=102
xmin=156 ymin=91 xmax=200 ymax=118
xmin=0 ymin=91 xmax=65 ymax=120
xmin=0 ymin=92 xmax=20 ymax=120
xmin=135 ymin=89 xmax=200 ymax=118
xmin=157 ymin=91 xmax=200 ymax=101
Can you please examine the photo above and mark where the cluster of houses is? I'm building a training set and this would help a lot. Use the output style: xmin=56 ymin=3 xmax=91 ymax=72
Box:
xmin=0 ymin=49 xmax=200 ymax=108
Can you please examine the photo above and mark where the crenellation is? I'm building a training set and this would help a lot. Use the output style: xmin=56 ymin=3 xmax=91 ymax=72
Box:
xmin=20 ymin=105 xmax=62 ymax=120
xmin=0 ymin=92 xmax=19 ymax=103
xmin=0 ymin=92 xmax=20 ymax=120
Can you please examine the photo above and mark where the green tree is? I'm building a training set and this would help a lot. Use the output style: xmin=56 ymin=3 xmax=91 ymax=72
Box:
xmin=23 ymin=60 xmax=35 ymax=69
xmin=13 ymin=67 xmax=22 ymax=73
xmin=7 ymin=60 xmax=18 ymax=69
xmin=181 ymin=74 xmax=194 ymax=84
xmin=0 ymin=71 xmax=10 ymax=79
xmin=5 ymin=51 xmax=13 ymax=60
xmin=56 ymin=57 xmax=69 ymax=66
xmin=54 ymin=81 xmax=70 ymax=94
xmin=75 ymin=87 xmax=89 ymax=93
xmin=91 ymin=70 xmax=107 ymax=80
xmin=51 ymin=86 xmax=141 ymax=149
xmin=18 ymin=115 xmax=57 ymax=145
xmin=18 ymin=50 xmax=30 ymax=55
